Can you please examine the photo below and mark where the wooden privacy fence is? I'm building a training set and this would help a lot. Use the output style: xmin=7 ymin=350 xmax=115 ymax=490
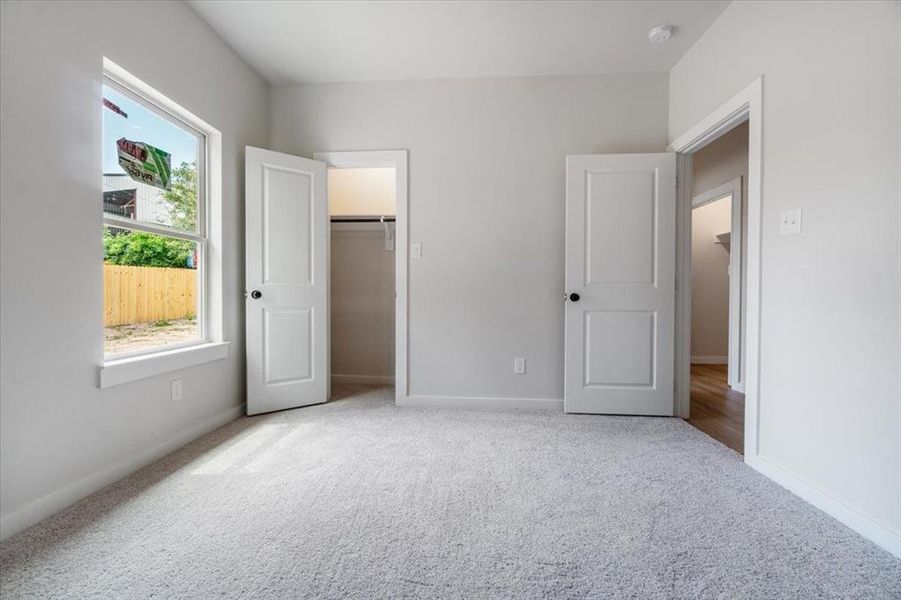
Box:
xmin=104 ymin=264 xmax=197 ymax=327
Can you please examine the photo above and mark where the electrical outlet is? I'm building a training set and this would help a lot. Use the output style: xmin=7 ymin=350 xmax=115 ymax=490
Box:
xmin=514 ymin=357 xmax=526 ymax=375
xmin=171 ymin=378 xmax=183 ymax=402
xmin=779 ymin=208 xmax=802 ymax=236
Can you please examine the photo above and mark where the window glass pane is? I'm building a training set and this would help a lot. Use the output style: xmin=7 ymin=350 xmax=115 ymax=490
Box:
xmin=102 ymin=84 xmax=200 ymax=232
xmin=328 ymin=167 xmax=396 ymax=216
xmin=103 ymin=226 xmax=200 ymax=355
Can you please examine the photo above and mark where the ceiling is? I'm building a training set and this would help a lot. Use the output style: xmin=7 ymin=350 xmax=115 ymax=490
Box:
xmin=188 ymin=1 xmax=729 ymax=85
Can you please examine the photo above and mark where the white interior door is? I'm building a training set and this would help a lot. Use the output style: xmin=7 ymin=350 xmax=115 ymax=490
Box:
xmin=564 ymin=153 xmax=676 ymax=415
xmin=245 ymin=146 xmax=328 ymax=415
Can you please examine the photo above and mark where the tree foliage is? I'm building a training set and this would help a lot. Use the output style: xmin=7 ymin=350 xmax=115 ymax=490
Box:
xmin=163 ymin=161 xmax=197 ymax=231
xmin=104 ymin=228 xmax=194 ymax=269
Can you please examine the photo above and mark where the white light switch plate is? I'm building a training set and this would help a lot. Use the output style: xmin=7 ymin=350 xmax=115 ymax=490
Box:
xmin=411 ymin=242 xmax=422 ymax=259
xmin=780 ymin=208 xmax=802 ymax=236
xmin=514 ymin=357 xmax=526 ymax=375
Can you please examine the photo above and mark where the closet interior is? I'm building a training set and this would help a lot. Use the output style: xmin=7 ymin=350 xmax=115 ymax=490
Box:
xmin=329 ymin=166 xmax=396 ymax=386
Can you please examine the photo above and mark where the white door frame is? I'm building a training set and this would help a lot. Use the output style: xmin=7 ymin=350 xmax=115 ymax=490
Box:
xmin=313 ymin=150 xmax=409 ymax=401
xmin=691 ymin=176 xmax=744 ymax=391
xmin=668 ymin=77 xmax=762 ymax=460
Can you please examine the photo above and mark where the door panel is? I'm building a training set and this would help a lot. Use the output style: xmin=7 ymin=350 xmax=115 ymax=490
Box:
xmin=565 ymin=153 xmax=675 ymax=415
xmin=246 ymin=146 xmax=327 ymax=415
xmin=263 ymin=308 xmax=312 ymax=384
xmin=262 ymin=167 xmax=312 ymax=285
xmin=584 ymin=310 xmax=655 ymax=387
xmin=586 ymin=170 xmax=655 ymax=285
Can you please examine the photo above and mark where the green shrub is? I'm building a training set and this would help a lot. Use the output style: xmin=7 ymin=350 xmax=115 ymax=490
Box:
xmin=104 ymin=227 xmax=194 ymax=269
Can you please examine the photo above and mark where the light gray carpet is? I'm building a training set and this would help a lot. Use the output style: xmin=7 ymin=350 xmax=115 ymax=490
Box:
xmin=2 ymin=385 xmax=899 ymax=599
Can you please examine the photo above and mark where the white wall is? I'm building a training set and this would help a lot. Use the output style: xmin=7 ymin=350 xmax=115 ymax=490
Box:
xmin=331 ymin=227 xmax=396 ymax=380
xmin=670 ymin=1 xmax=901 ymax=553
xmin=271 ymin=73 xmax=669 ymax=400
xmin=690 ymin=198 xmax=731 ymax=360
xmin=0 ymin=1 xmax=268 ymax=539
xmin=692 ymin=122 xmax=749 ymax=200
xmin=329 ymin=168 xmax=396 ymax=216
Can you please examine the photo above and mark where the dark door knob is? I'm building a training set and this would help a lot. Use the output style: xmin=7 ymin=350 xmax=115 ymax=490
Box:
xmin=250 ymin=290 xmax=262 ymax=299
xmin=569 ymin=293 xmax=580 ymax=302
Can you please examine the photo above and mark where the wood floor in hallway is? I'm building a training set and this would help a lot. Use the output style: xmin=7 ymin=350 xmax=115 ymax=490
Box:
xmin=686 ymin=363 xmax=745 ymax=453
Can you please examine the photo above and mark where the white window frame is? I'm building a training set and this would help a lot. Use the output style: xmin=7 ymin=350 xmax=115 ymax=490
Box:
xmin=99 ymin=59 xmax=227 ymax=387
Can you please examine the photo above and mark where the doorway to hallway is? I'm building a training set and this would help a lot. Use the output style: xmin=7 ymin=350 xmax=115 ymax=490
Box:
xmin=683 ymin=120 xmax=749 ymax=453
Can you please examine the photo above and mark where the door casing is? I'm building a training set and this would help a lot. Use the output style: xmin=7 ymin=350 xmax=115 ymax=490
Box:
xmin=667 ymin=77 xmax=762 ymax=461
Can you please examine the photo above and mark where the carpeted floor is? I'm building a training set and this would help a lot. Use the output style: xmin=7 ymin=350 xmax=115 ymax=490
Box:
xmin=1 ymin=385 xmax=899 ymax=599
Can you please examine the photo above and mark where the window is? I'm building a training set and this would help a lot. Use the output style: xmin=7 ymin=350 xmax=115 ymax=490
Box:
xmin=102 ymin=74 xmax=207 ymax=358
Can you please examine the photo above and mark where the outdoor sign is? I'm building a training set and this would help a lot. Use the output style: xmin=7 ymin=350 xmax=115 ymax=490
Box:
xmin=117 ymin=138 xmax=171 ymax=190
xmin=102 ymin=97 xmax=128 ymax=118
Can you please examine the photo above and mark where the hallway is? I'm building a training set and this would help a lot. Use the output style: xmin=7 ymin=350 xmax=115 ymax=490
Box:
xmin=686 ymin=363 xmax=745 ymax=453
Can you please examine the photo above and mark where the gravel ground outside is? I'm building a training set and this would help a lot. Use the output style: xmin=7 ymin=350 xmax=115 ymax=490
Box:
xmin=104 ymin=318 xmax=198 ymax=355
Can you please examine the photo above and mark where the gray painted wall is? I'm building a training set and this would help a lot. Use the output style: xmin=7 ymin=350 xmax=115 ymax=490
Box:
xmin=331 ymin=228 xmax=396 ymax=379
xmin=0 ymin=1 xmax=268 ymax=539
xmin=670 ymin=0 xmax=901 ymax=541
xmin=270 ymin=73 xmax=669 ymax=400
xmin=690 ymin=198 xmax=731 ymax=360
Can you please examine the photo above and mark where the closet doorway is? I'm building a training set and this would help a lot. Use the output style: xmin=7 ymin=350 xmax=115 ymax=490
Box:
xmin=314 ymin=151 xmax=409 ymax=401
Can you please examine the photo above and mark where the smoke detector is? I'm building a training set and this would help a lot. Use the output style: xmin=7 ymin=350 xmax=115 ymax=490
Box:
xmin=648 ymin=24 xmax=673 ymax=44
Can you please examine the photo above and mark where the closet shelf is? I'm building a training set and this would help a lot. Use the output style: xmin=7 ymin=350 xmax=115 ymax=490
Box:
xmin=714 ymin=232 xmax=731 ymax=252
xmin=331 ymin=216 xmax=395 ymax=223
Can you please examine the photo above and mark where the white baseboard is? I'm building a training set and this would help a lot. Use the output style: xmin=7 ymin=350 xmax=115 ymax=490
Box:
xmin=332 ymin=374 xmax=395 ymax=385
xmin=746 ymin=453 xmax=901 ymax=558
xmin=691 ymin=355 xmax=728 ymax=364
xmin=399 ymin=395 xmax=563 ymax=411
xmin=0 ymin=404 xmax=244 ymax=542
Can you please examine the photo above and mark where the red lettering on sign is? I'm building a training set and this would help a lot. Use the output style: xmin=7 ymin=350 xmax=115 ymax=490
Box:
xmin=117 ymin=138 xmax=147 ymax=162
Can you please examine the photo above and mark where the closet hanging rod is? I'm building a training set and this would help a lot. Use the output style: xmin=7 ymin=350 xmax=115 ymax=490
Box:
xmin=330 ymin=216 xmax=396 ymax=223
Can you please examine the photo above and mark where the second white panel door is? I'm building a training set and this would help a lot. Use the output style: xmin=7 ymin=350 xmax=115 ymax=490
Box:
xmin=564 ymin=153 xmax=676 ymax=415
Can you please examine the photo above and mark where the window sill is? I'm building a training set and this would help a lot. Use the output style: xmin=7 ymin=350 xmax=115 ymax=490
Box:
xmin=98 ymin=341 xmax=229 ymax=389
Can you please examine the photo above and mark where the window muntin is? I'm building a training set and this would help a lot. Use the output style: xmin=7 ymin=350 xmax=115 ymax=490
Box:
xmin=102 ymin=75 xmax=207 ymax=358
